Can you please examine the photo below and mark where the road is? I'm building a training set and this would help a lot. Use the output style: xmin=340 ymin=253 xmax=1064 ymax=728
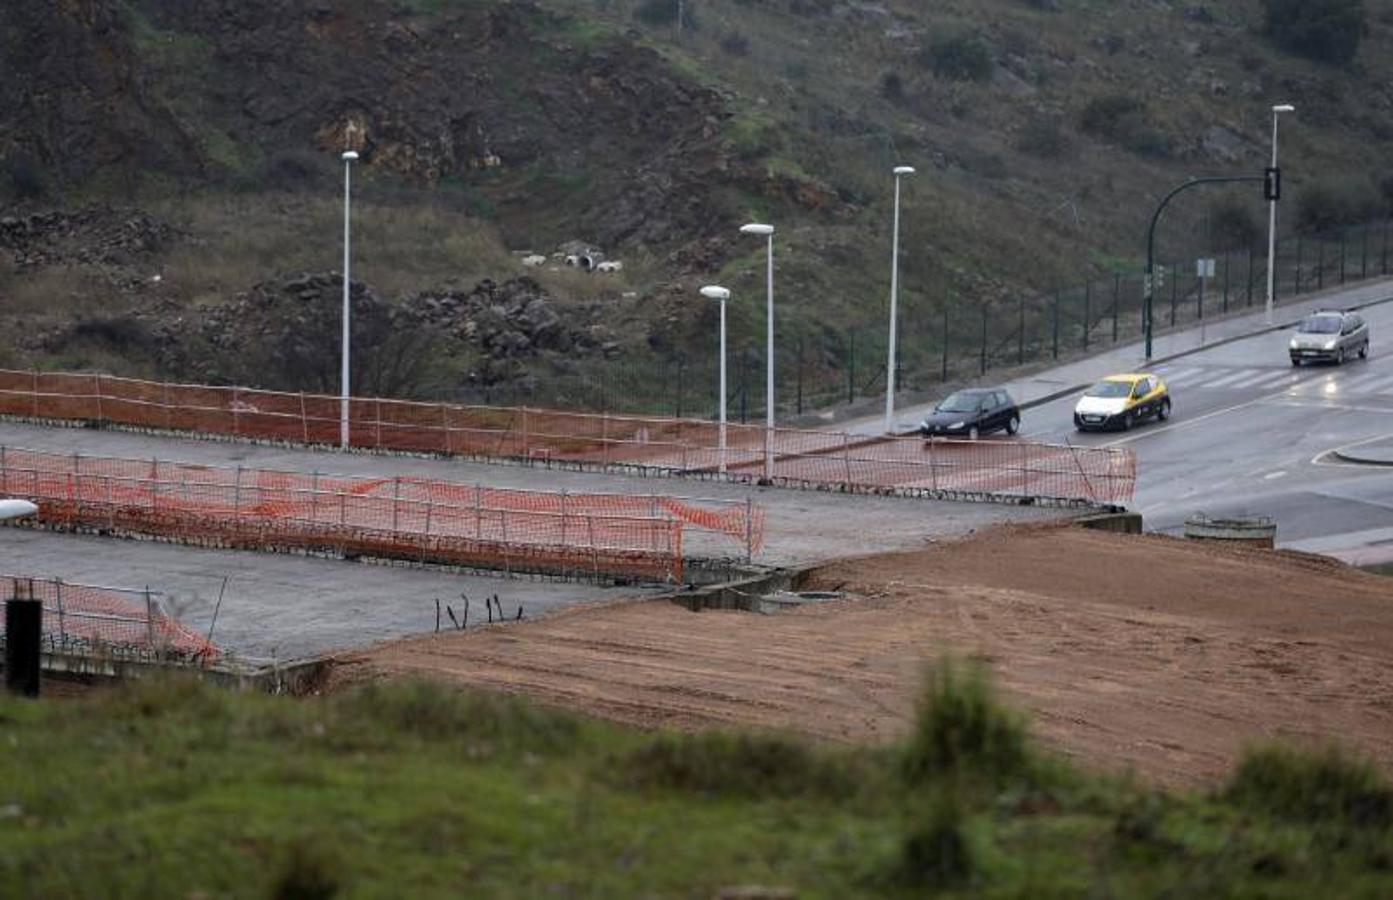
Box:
xmin=901 ymin=282 xmax=1393 ymax=563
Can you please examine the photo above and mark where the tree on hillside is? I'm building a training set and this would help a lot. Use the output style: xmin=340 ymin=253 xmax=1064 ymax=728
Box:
xmin=1261 ymin=0 xmax=1367 ymax=66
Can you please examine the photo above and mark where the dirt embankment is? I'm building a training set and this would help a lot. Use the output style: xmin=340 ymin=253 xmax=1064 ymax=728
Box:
xmin=337 ymin=524 xmax=1393 ymax=786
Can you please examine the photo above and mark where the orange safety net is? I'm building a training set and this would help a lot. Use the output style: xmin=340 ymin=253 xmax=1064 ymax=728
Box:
xmin=0 ymin=369 xmax=1135 ymax=506
xmin=0 ymin=448 xmax=722 ymax=582
xmin=3 ymin=574 xmax=214 ymax=659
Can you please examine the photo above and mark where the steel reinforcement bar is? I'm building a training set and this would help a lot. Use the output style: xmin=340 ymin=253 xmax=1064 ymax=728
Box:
xmin=0 ymin=369 xmax=1135 ymax=506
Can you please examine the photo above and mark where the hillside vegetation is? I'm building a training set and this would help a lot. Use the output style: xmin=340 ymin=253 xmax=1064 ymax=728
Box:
xmin=2 ymin=664 xmax=1390 ymax=897
xmin=2 ymin=0 xmax=1391 ymax=408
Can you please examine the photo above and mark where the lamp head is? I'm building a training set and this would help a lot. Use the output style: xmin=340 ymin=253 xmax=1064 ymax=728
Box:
xmin=699 ymin=285 xmax=731 ymax=301
xmin=1272 ymin=104 xmax=1295 ymax=114
xmin=740 ymin=223 xmax=774 ymax=236
xmin=342 ymin=150 xmax=360 ymax=161
xmin=893 ymin=166 xmax=916 ymax=176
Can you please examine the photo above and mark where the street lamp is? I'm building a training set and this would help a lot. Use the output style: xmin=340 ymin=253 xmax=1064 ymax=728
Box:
xmin=1266 ymin=104 xmax=1294 ymax=325
xmin=740 ymin=223 xmax=776 ymax=480
xmin=340 ymin=149 xmax=358 ymax=449
xmin=885 ymin=165 xmax=915 ymax=435
xmin=699 ymin=285 xmax=731 ymax=473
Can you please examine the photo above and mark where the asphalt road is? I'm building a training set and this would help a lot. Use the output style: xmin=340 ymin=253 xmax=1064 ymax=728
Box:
xmin=1013 ymin=295 xmax=1393 ymax=562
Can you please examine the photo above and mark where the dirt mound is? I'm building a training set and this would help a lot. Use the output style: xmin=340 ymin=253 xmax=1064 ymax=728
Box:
xmin=339 ymin=523 xmax=1393 ymax=786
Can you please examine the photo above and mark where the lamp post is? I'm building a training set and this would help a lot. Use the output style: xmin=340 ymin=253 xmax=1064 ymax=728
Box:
xmin=340 ymin=149 xmax=359 ymax=449
xmin=699 ymin=285 xmax=731 ymax=473
xmin=885 ymin=165 xmax=915 ymax=435
xmin=740 ymin=223 xmax=776 ymax=480
xmin=1266 ymin=104 xmax=1294 ymax=325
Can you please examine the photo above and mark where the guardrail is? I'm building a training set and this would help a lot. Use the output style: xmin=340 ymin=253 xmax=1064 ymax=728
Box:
xmin=0 ymin=370 xmax=1135 ymax=506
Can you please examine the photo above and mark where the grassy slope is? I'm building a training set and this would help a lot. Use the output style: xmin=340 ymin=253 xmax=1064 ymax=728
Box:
xmin=1 ymin=668 xmax=1390 ymax=898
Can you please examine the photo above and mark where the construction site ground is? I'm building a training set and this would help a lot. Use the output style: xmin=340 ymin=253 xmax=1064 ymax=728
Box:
xmin=336 ymin=523 xmax=1393 ymax=787
xmin=0 ymin=420 xmax=1061 ymax=658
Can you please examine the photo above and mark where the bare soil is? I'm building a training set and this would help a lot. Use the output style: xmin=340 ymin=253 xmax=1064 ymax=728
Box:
xmin=335 ymin=523 xmax=1393 ymax=786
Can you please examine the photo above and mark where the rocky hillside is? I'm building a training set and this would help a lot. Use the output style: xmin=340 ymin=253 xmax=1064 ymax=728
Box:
xmin=2 ymin=0 xmax=1391 ymax=407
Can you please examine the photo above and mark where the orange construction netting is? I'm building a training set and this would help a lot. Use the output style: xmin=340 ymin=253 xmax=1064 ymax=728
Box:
xmin=0 ymin=369 xmax=1135 ymax=506
xmin=3 ymin=573 xmax=214 ymax=659
xmin=0 ymin=448 xmax=781 ymax=582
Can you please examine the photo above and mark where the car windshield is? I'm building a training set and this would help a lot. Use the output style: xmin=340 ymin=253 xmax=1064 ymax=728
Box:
xmin=1299 ymin=316 xmax=1341 ymax=334
xmin=936 ymin=391 xmax=984 ymax=413
xmin=1085 ymin=381 xmax=1133 ymax=398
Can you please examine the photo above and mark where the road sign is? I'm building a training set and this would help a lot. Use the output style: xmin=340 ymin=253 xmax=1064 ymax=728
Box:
xmin=1264 ymin=167 xmax=1281 ymax=201
xmin=1196 ymin=258 xmax=1216 ymax=278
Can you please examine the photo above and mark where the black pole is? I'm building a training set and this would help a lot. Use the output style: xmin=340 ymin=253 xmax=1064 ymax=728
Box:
xmin=1223 ymin=250 xmax=1230 ymax=312
xmin=979 ymin=307 xmax=987 ymax=375
xmin=1361 ymin=224 xmax=1368 ymax=280
xmin=1339 ymin=229 xmax=1347 ymax=285
xmin=941 ymin=306 xmax=949 ymax=382
xmin=1083 ymin=282 xmax=1091 ymax=351
xmin=847 ymin=331 xmax=855 ymax=404
xmin=5 ymin=597 xmax=42 ymax=698
xmin=1052 ymin=292 xmax=1060 ymax=359
xmin=796 ymin=336 xmax=803 ymax=416
xmin=1143 ymin=175 xmax=1263 ymax=358
xmin=1017 ymin=297 xmax=1025 ymax=364
xmin=1383 ymin=220 xmax=1389 ymax=276
xmin=1169 ymin=262 xmax=1177 ymax=327
xmin=1317 ymin=237 xmax=1324 ymax=290
xmin=1295 ymin=236 xmax=1303 ymax=295
xmin=1111 ymin=274 xmax=1119 ymax=343
xmin=1247 ymin=244 xmax=1255 ymax=305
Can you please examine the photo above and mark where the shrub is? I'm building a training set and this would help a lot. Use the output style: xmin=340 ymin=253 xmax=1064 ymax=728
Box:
xmin=920 ymin=33 xmax=994 ymax=82
xmin=719 ymin=30 xmax=750 ymax=56
xmin=1079 ymin=94 xmax=1171 ymax=158
xmin=895 ymin=788 xmax=980 ymax=888
xmin=621 ymin=730 xmax=859 ymax=799
xmin=1209 ymin=194 xmax=1262 ymax=250
xmin=1016 ymin=116 xmax=1068 ymax=158
xmin=1295 ymin=176 xmax=1388 ymax=233
xmin=881 ymin=71 xmax=904 ymax=102
xmin=1225 ymin=743 xmax=1392 ymax=827
xmin=1262 ymin=0 xmax=1367 ymax=66
xmin=901 ymin=657 xmax=1029 ymax=786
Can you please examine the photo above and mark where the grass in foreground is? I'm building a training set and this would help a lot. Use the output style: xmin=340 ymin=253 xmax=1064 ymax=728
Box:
xmin=0 ymin=660 xmax=1390 ymax=898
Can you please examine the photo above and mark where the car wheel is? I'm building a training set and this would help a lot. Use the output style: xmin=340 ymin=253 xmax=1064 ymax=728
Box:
xmin=1120 ymin=412 xmax=1133 ymax=431
xmin=968 ymin=425 xmax=979 ymax=441
xmin=1291 ymin=358 xmax=1301 ymax=367
xmin=1361 ymin=342 xmax=1369 ymax=359
xmin=1006 ymin=415 xmax=1020 ymax=435
xmin=1336 ymin=347 xmax=1346 ymax=365
xmin=1156 ymin=398 xmax=1171 ymax=422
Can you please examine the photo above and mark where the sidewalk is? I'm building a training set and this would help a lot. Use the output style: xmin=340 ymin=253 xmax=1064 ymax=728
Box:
xmin=845 ymin=276 xmax=1393 ymax=436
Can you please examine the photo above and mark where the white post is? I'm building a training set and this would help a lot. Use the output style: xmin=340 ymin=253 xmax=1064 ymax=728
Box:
xmin=885 ymin=166 xmax=915 ymax=434
xmin=340 ymin=150 xmax=359 ymax=448
xmin=1266 ymin=105 xmax=1293 ymax=325
xmin=764 ymin=232 xmax=774 ymax=480
xmin=718 ymin=296 xmax=727 ymax=474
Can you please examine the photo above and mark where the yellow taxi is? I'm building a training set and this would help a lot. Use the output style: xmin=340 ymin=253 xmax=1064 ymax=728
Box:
xmin=1073 ymin=373 xmax=1171 ymax=432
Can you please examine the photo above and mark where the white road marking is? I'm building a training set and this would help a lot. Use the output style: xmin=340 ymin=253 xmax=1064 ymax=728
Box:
xmin=1263 ymin=470 xmax=1286 ymax=480
xmin=1202 ymin=367 xmax=1267 ymax=388
xmin=1101 ymin=383 xmax=1301 ymax=448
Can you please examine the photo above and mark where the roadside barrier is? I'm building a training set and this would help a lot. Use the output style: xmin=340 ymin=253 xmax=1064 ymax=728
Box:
xmin=0 ymin=448 xmax=771 ymax=582
xmin=0 ymin=370 xmax=1135 ymax=505
xmin=3 ymin=574 xmax=213 ymax=659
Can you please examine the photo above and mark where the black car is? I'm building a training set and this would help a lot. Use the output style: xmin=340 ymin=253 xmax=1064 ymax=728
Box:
xmin=920 ymin=388 xmax=1020 ymax=440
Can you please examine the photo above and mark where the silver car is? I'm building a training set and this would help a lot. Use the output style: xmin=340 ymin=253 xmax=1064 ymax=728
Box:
xmin=1289 ymin=310 xmax=1368 ymax=366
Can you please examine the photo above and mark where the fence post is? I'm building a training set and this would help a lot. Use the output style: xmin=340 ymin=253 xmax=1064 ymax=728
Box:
xmin=842 ymin=431 xmax=852 ymax=484
xmin=311 ymin=471 xmax=320 ymax=523
xmin=0 ymin=446 xmax=6 ymax=494
xmin=30 ymin=369 xmax=37 ymax=418
xmin=796 ymin=336 xmax=803 ymax=416
xmin=475 ymin=484 xmax=483 ymax=540
xmin=676 ymin=357 xmax=685 ymax=419
xmin=94 ymin=374 xmax=103 ymax=425
xmin=520 ymin=407 xmax=529 ymax=458
xmin=744 ymin=495 xmax=753 ymax=564
xmin=847 ymin=331 xmax=856 ymax=404
xmin=1361 ymin=224 xmax=1369 ymax=279
xmin=232 ymin=387 xmax=240 ymax=437
xmin=1253 ymin=243 xmax=1264 ymax=306
xmin=144 ymin=587 xmax=156 ymax=647
xmin=55 ymin=578 xmax=65 ymax=643
xmin=1222 ymin=250 xmax=1230 ymax=311
xmin=1295 ymin=236 xmax=1303 ymax=295
xmin=1051 ymin=292 xmax=1060 ymax=359
xmin=1339 ymin=229 xmax=1347 ymax=285
xmin=941 ymin=306 xmax=949 ymax=382
xmin=560 ymin=490 xmax=568 ymax=546
xmin=601 ymin=413 xmax=609 ymax=467
xmin=979 ymin=307 xmax=988 ymax=375
xmin=392 ymin=477 xmax=401 ymax=531
xmin=1169 ymin=262 xmax=1177 ymax=326
xmin=301 ymin=392 xmax=309 ymax=444
xmin=164 ymin=382 xmax=172 ymax=431
xmin=1382 ymin=220 xmax=1389 ymax=276
xmin=1111 ymin=275 xmax=1119 ymax=342
xmin=234 ymin=465 xmax=242 ymax=519
xmin=1017 ymin=297 xmax=1025 ymax=364
xmin=1082 ymin=283 xmax=1091 ymax=352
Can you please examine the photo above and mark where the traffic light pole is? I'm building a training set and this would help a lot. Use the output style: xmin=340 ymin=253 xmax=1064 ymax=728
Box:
xmin=1145 ymin=175 xmax=1266 ymax=360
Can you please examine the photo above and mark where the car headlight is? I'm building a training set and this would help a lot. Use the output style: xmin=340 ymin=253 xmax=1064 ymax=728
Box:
xmin=1289 ymin=338 xmax=1299 ymax=349
xmin=1323 ymin=339 xmax=1338 ymax=350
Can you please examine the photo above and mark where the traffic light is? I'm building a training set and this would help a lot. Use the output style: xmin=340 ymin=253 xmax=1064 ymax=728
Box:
xmin=1264 ymin=166 xmax=1281 ymax=201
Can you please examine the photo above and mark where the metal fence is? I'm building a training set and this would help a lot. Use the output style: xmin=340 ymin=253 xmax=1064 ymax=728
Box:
xmin=2 ymin=574 xmax=213 ymax=660
xmin=0 ymin=374 xmax=1136 ymax=505
xmin=446 ymin=219 xmax=1393 ymax=419
xmin=0 ymin=447 xmax=772 ymax=582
